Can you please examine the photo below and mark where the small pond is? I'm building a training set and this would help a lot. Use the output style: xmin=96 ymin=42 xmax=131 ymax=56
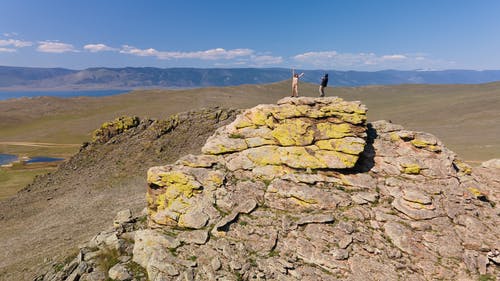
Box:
xmin=25 ymin=156 xmax=65 ymax=164
xmin=0 ymin=154 xmax=64 ymax=165
xmin=0 ymin=154 xmax=18 ymax=165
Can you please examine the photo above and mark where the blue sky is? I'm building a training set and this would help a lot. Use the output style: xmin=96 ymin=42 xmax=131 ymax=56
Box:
xmin=1 ymin=0 xmax=499 ymax=70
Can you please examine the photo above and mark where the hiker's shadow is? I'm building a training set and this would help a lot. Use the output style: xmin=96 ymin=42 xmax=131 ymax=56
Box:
xmin=350 ymin=123 xmax=376 ymax=173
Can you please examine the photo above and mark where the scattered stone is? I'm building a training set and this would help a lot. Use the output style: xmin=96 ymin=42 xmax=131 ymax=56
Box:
xmin=338 ymin=236 xmax=353 ymax=249
xmin=133 ymin=229 xmax=180 ymax=267
xmin=211 ymin=257 xmax=222 ymax=271
xmin=481 ymin=158 xmax=500 ymax=169
xmin=488 ymin=249 xmax=500 ymax=264
xmin=113 ymin=209 xmax=133 ymax=227
xmin=352 ymin=192 xmax=379 ymax=205
xmin=108 ymin=263 xmax=132 ymax=281
xmin=177 ymin=230 xmax=209 ymax=245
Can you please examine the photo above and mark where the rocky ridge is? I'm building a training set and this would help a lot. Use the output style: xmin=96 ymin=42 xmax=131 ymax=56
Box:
xmin=0 ymin=107 xmax=239 ymax=281
xmin=37 ymin=97 xmax=499 ymax=281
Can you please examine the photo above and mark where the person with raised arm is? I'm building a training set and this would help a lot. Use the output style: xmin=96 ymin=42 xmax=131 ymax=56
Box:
xmin=291 ymin=68 xmax=304 ymax=97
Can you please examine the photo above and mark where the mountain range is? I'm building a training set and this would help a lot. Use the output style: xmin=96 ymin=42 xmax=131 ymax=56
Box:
xmin=2 ymin=66 xmax=500 ymax=90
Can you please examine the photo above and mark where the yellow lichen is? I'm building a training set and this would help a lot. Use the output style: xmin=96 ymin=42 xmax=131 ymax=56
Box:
xmin=316 ymin=123 xmax=352 ymax=139
xmin=427 ymin=145 xmax=441 ymax=152
xmin=315 ymin=138 xmax=365 ymax=155
xmin=203 ymin=139 xmax=248 ymax=155
xmin=468 ymin=187 xmax=483 ymax=198
xmin=252 ymin=165 xmax=289 ymax=181
xmin=454 ymin=160 xmax=472 ymax=175
xmin=91 ymin=116 xmax=140 ymax=143
xmin=246 ymin=109 xmax=269 ymax=126
xmin=402 ymin=164 xmax=421 ymax=175
xmin=206 ymin=171 xmax=224 ymax=188
xmin=245 ymin=137 xmax=276 ymax=148
xmin=160 ymin=171 xmax=200 ymax=198
xmin=337 ymin=112 xmax=366 ymax=125
xmin=410 ymin=139 xmax=431 ymax=148
xmin=155 ymin=193 xmax=169 ymax=210
xmin=146 ymin=170 xmax=203 ymax=218
xmin=406 ymin=200 xmax=434 ymax=210
xmin=246 ymin=146 xmax=282 ymax=166
xmin=146 ymin=192 xmax=155 ymax=206
xmin=271 ymin=119 xmax=314 ymax=146
xmin=279 ymin=146 xmax=327 ymax=169
xmin=290 ymin=196 xmax=317 ymax=206
xmin=233 ymin=115 xmax=254 ymax=129
xmin=317 ymin=103 xmax=367 ymax=123
xmin=390 ymin=133 xmax=401 ymax=142
xmin=270 ymin=104 xmax=303 ymax=120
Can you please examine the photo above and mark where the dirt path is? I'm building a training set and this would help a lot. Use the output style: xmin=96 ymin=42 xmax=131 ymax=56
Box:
xmin=0 ymin=142 xmax=80 ymax=148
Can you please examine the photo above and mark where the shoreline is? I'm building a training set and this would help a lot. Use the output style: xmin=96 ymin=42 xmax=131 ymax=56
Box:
xmin=0 ymin=89 xmax=132 ymax=101
xmin=0 ymin=153 xmax=65 ymax=167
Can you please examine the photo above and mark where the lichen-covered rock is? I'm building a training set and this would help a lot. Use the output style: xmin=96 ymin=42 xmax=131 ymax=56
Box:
xmin=66 ymin=98 xmax=497 ymax=281
xmin=201 ymin=96 xmax=367 ymax=169
xmin=146 ymin=97 xmax=368 ymax=229
xmin=92 ymin=116 xmax=141 ymax=144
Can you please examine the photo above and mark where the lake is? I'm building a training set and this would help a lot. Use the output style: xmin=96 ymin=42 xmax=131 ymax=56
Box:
xmin=0 ymin=154 xmax=64 ymax=165
xmin=0 ymin=89 xmax=130 ymax=101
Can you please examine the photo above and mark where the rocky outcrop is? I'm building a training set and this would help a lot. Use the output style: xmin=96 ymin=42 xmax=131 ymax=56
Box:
xmin=37 ymin=97 xmax=499 ymax=281
xmin=146 ymin=97 xmax=368 ymax=229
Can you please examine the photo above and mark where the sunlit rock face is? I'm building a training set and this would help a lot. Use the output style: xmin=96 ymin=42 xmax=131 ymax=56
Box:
xmin=138 ymin=97 xmax=499 ymax=281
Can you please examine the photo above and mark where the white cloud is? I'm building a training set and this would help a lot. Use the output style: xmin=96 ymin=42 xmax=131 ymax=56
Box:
xmin=0 ymin=38 xmax=32 ymax=48
xmin=292 ymin=50 xmax=452 ymax=70
xmin=294 ymin=51 xmax=375 ymax=68
xmin=191 ymin=48 xmax=253 ymax=60
xmin=84 ymin=43 xmax=117 ymax=52
xmin=37 ymin=41 xmax=77 ymax=53
xmin=120 ymin=45 xmax=255 ymax=60
xmin=381 ymin=54 xmax=407 ymax=60
xmin=3 ymin=32 xmax=19 ymax=38
xmin=120 ymin=45 xmax=159 ymax=57
xmin=294 ymin=51 xmax=338 ymax=61
xmin=0 ymin=47 xmax=16 ymax=53
xmin=249 ymin=55 xmax=284 ymax=66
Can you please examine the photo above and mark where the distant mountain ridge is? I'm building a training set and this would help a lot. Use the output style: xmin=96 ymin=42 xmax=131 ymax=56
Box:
xmin=2 ymin=65 xmax=500 ymax=90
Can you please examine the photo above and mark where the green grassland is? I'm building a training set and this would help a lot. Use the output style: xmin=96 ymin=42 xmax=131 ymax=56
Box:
xmin=0 ymin=80 xmax=499 ymax=198
xmin=0 ymin=162 xmax=58 ymax=198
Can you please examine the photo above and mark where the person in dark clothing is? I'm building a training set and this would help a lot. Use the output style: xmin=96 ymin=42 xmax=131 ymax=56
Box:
xmin=319 ymin=73 xmax=329 ymax=97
